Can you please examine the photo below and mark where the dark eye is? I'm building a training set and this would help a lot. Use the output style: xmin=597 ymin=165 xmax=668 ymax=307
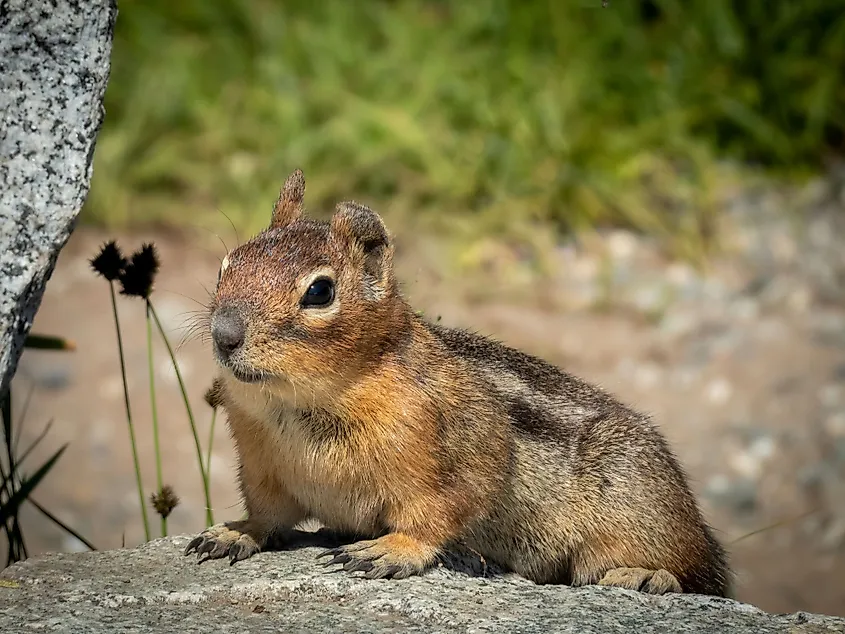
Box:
xmin=301 ymin=278 xmax=335 ymax=308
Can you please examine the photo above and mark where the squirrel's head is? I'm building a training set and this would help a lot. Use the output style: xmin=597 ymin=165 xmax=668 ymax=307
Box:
xmin=209 ymin=169 xmax=407 ymax=400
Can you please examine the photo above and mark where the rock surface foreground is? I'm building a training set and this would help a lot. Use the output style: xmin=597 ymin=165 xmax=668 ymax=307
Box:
xmin=1 ymin=534 xmax=843 ymax=633
xmin=0 ymin=0 xmax=116 ymax=394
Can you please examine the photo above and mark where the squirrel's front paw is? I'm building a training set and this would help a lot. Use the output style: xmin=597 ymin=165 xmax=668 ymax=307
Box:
xmin=597 ymin=567 xmax=682 ymax=594
xmin=317 ymin=533 xmax=437 ymax=580
xmin=184 ymin=521 xmax=262 ymax=565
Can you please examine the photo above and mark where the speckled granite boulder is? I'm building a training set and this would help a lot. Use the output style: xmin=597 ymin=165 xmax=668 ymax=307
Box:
xmin=0 ymin=0 xmax=116 ymax=394
xmin=1 ymin=533 xmax=843 ymax=633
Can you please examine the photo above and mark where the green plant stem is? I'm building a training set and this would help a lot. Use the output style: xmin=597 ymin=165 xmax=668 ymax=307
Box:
xmin=145 ymin=300 xmax=166 ymax=537
xmin=206 ymin=408 xmax=217 ymax=482
xmin=149 ymin=302 xmax=213 ymax=527
xmin=110 ymin=284 xmax=151 ymax=542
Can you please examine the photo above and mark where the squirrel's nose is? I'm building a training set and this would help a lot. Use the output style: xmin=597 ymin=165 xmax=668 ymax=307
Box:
xmin=212 ymin=309 xmax=245 ymax=359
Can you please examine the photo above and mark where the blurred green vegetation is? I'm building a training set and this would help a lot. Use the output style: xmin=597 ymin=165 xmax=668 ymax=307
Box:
xmin=84 ymin=0 xmax=845 ymax=258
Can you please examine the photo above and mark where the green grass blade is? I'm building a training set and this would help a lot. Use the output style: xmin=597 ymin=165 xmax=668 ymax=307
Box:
xmin=145 ymin=301 xmax=166 ymax=537
xmin=14 ymin=419 xmax=55 ymax=471
xmin=11 ymin=385 xmax=35 ymax=457
xmin=0 ymin=444 xmax=68 ymax=526
xmin=28 ymin=497 xmax=97 ymax=551
xmin=24 ymin=334 xmax=77 ymax=351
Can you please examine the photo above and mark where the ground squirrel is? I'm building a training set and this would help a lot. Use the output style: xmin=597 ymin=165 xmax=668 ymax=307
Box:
xmin=185 ymin=170 xmax=731 ymax=596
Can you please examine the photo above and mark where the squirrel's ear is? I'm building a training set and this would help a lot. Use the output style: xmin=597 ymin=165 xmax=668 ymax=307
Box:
xmin=270 ymin=169 xmax=305 ymax=229
xmin=331 ymin=201 xmax=394 ymax=296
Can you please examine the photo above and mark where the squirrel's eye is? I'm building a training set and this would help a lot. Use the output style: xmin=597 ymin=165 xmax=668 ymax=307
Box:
xmin=301 ymin=278 xmax=335 ymax=308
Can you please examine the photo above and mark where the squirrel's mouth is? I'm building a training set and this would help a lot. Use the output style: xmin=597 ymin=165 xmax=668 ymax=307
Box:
xmin=227 ymin=365 xmax=268 ymax=384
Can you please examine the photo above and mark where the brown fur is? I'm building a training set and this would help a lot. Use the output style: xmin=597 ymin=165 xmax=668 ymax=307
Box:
xmin=184 ymin=170 xmax=732 ymax=595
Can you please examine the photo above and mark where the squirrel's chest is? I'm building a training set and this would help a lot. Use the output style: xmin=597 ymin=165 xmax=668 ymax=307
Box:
xmin=229 ymin=398 xmax=399 ymax=532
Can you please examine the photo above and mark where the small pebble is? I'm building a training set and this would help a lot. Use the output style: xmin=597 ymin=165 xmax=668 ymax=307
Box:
xmin=825 ymin=413 xmax=845 ymax=437
xmin=98 ymin=376 xmax=126 ymax=400
xmin=706 ymin=378 xmax=732 ymax=405
xmin=821 ymin=519 xmax=845 ymax=550
xmin=62 ymin=535 xmax=89 ymax=553
xmin=659 ymin=311 xmax=699 ymax=339
xmin=606 ymin=230 xmax=638 ymax=261
xmin=634 ymin=362 xmax=662 ymax=390
xmin=704 ymin=474 xmax=757 ymax=514
xmin=818 ymin=384 xmax=842 ymax=409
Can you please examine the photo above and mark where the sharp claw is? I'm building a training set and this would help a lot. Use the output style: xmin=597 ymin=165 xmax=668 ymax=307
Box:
xmin=229 ymin=543 xmax=256 ymax=565
xmin=316 ymin=548 xmax=341 ymax=560
xmin=209 ymin=542 xmax=229 ymax=559
xmin=197 ymin=539 xmax=216 ymax=556
xmin=344 ymin=559 xmax=374 ymax=573
xmin=184 ymin=536 xmax=203 ymax=555
xmin=321 ymin=566 xmax=347 ymax=575
xmin=323 ymin=553 xmax=352 ymax=566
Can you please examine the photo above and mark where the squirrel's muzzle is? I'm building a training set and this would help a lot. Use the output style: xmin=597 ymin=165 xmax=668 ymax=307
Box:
xmin=211 ymin=307 xmax=246 ymax=362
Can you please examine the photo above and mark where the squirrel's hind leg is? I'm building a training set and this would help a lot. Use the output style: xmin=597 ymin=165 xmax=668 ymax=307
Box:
xmin=596 ymin=567 xmax=682 ymax=594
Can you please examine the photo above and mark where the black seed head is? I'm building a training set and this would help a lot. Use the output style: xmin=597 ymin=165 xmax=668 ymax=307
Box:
xmin=119 ymin=243 xmax=160 ymax=299
xmin=90 ymin=241 xmax=127 ymax=281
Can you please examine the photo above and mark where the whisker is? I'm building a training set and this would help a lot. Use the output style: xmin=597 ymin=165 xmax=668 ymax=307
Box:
xmin=156 ymin=288 xmax=210 ymax=309
xmin=175 ymin=313 xmax=211 ymax=329
xmin=197 ymin=280 xmax=215 ymax=302
xmin=176 ymin=313 xmax=212 ymax=351
xmin=217 ymin=207 xmax=241 ymax=248
xmin=188 ymin=241 xmax=226 ymax=265
xmin=196 ymin=225 xmax=230 ymax=256
xmin=177 ymin=310 xmax=211 ymax=321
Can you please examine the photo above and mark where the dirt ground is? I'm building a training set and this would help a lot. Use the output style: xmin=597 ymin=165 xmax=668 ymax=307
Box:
xmin=7 ymin=200 xmax=845 ymax=617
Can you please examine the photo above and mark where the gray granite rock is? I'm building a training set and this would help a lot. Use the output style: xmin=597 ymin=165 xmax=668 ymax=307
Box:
xmin=1 ymin=533 xmax=843 ymax=633
xmin=0 ymin=0 xmax=116 ymax=395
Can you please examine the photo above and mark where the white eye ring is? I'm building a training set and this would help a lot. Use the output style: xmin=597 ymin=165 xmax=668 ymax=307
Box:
xmin=217 ymin=254 xmax=230 ymax=285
